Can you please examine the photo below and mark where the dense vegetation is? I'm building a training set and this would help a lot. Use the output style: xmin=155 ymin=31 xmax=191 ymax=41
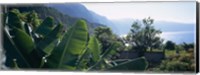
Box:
xmin=124 ymin=17 xmax=163 ymax=56
xmin=2 ymin=9 xmax=148 ymax=71
xmin=153 ymin=47 xmax=195 ymax=72
xmin=2 ymin=5 xmax=195 ymax=72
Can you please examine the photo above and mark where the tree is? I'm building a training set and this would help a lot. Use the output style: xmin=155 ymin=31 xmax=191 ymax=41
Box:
xmin=126 ymin=17 xmax=163 ymax=56
xmin=94 ymin=26 xmax=115 ymax=53
xmin=182 ymin=42 xmax=194 ymax=51
xmin=164 ymin=41 xmax=176 ymax=50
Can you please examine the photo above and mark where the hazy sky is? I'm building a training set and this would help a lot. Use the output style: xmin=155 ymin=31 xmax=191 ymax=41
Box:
xmin=83 ymin=2 xmax=196 ymax=24
xmin=83 ymin=2 xmax=196 ymax=43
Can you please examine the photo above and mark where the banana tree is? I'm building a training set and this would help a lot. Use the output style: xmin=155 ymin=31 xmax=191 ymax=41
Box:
xmin=3 ymin=9 xmax=148 ymax=71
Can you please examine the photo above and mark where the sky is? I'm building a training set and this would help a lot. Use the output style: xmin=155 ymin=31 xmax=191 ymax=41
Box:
xmin=83 ymin=2 xmax=196 ymax=24
xmin=83 ymin=2 xmax=196 ymax=44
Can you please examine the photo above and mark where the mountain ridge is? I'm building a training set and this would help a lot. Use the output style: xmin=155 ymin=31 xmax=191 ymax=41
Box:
xmin=45 ymin=3 xmax=118 ymax=33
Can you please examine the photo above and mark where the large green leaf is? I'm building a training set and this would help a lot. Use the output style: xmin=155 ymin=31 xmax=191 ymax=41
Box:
xmin=10 ymin=27 xmax=44 ymax=68
xmin=77 ymin=36 xmax=101 ymax=70
xmin=45 ymin=20 xmax=88 ymax=70
xmin=101 ymin=43 xmax=119 ymax=59
xmin=4 ymin=9 xmax=43 ymax=68
xmin=76 ymin=48 xmax=90 ymax=70
xmin=87 ymin=43 xmax=117 ymax=71
xmin=12 ymin=27 xmax=35 ymax=54
xmin=107 ymin=57 xmax=148 ymax=71
xmin=34 ymin=16 xmax=54 ymax=36
xmin=36 ymin=23 xmax=63 ymax=55
xmin=87 ymin=36 xmax=101 ymax=62
xmin=3 ymin=28 xmax=31 ymax=68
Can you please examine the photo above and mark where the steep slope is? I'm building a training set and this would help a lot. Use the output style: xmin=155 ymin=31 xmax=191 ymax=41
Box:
xmin=6 ymin=4 xmax=76 ymax=27
xmin=46 ymin=3 xmax=118 ymax=33
xmin=6 ymin=4 xmax=105 ymax=34
xmin=46 ymin=3 xmax=95 ymax=22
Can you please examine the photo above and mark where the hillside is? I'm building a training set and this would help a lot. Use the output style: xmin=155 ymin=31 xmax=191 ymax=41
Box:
xmin=46 ymin=3 xmax=117 ymax=33
xmin=6 ymin=4 xmax=105 ymax=34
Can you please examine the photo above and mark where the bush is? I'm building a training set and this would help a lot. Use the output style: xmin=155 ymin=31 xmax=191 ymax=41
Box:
xmin=155 ymin=49 xmax=195 ymax=72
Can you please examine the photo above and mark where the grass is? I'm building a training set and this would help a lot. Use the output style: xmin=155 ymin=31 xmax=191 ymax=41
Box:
xmin=145 ymin=49 xmax=189 ymax=59
xmin=144 ymin=48 xmax=190 ymax=58
xmin=165 ymin=50 xmax=188 ymax=58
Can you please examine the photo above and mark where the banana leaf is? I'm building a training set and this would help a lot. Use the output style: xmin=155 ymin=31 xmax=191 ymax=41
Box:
xmin=36 ymin=23 xmax=63 ymax=55
xmin=107 ymin=57 xmax=148 ymax=71
xmin=3 ymin=28 xmax=31 ymax=68
xmin=87 ymin=43 xmax=118 ymax=71
xmin=77 ymin=36 xmax=101 ymax=70
xmin=34 ymin=16 xmax=54 ymax=37
xmin=45 ymin=20 xmax=88 ymax=70
xmin=12 ymin=27 xmax=35 ymax=54
xmin=87 ymin=36 xmax=101 ymax=63
xmin=5 ymin=27 xmax=44 ymax=68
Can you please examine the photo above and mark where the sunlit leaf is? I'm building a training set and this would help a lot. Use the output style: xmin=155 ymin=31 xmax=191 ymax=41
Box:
xmin=45 ymin=20 xmax=88 ymax=70
xmin=35 ymin=16 xmax=54 ymax=36
xmin=87 ymin=36 xmax=101 ymax=62
xmin=36 ymin=23 xmax=63 ymax=55
xmin=12 ymin=27 xmax=35 ymax=54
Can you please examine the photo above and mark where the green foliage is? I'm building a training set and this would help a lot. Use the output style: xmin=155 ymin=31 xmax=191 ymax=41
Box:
xmin=87 ymin=36 xmax=101 ymax=63
xmin=125 ymin=17 xmax=163 ymax=56
xmin=182 ymin=42 xmax=194 ymax=51
xmin=87 ymin=43 xmax=128 ymax=71
xmin=35 ymin=16 xmax=55 ymax=37
xmin=26 ymin=11 xmax=41 ymax=30
xmin=3 ymin=9 xmax=148 ymax=71
xmin=77 ymin=36 xmax=101 ymax=70
xmin=7 ymin=5 xmax=107 ymax=40
xmin=108 ymin=57 xmax=148 ymax=71
xmin=94 ymin=27 xmax=113 ymax=51
xmin=164 ymin=41 xmax=176 ymax=50
xmin=7 ymin=5 xmax=78 ymax=28
xmin=45 ymin=20 xmax=88 ymax=70
xmin=159 ymin=60 xmax=189 ymax=72
xmin=3 ymin=29 xmax=31 ymax=68
xmin=12 ymin=27 xmax=35 ymax=54
xmin=156 ymin=48 xmax=195 ymax=72
xmin=175 ymin=45 xmax=184 ymax=52
xmin=94 ymin=26 xmax=125 ymax=59
xmin=36 ymin=23 xmax=63 ymax=55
